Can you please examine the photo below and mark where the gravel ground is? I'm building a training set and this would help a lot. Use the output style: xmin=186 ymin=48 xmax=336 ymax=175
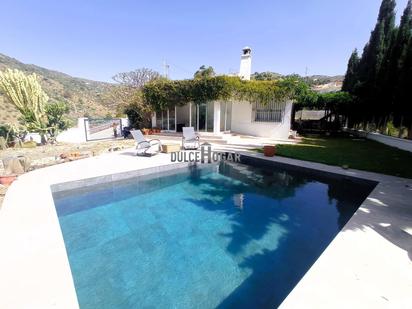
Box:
xmin=0 ymin=139 xmax=136 ymax=209
xmin=0 ymin=139 xmax=135 ymax=162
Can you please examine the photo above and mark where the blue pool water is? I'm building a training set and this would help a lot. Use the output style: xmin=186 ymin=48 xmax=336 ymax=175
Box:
xmin=53 ymin=161 xmax=375 ymax=308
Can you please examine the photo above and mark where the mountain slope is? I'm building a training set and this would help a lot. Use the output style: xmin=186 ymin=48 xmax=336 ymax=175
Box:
xmin=0 ymin=53 xmax=117 ymax=125
xmin=251 ymin=71 xmax=344 ymax=93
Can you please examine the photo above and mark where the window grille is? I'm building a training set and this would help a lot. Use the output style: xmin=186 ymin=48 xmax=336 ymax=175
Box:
xmin=252 ymin=101 xmax=285 ymax=123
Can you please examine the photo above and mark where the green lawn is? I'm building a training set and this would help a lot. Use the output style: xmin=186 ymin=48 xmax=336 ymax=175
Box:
xmin=258 ymin=136 xmax=412 ymax=179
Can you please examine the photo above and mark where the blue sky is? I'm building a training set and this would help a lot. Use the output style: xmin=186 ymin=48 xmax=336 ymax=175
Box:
xmin=0 ymin=0 xmax=409 ymax=82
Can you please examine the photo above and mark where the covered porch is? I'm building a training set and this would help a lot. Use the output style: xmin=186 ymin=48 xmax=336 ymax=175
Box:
xmin=152 ymin=101 xmax=232 ymax=134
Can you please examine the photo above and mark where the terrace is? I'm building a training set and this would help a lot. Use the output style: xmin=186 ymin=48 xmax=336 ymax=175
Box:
xmin=0 ymin=140 xmax=411 ymax=308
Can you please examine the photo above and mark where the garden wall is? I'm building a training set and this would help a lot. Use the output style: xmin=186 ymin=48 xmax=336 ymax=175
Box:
xmin=345 ymin=128 xmax=412 ymax=153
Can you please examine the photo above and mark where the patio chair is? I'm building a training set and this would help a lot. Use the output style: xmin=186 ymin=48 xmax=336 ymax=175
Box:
xmin=182 ymin=127 xmax=200 ymax=150
xmin=130 ymin=130 xmax=162 ymax=156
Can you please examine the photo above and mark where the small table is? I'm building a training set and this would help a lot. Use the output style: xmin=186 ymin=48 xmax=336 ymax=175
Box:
xmin=161 ymin=143 xmax=181 ymax=153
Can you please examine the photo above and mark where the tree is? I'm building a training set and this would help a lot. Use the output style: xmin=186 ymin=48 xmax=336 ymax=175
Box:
xmin=194 ymin=65 xmax=215 ymax=79
xmin=112 ymin=68 xmax=161 ymax=88
xmin=111 ymin=68 xmax=161 ymax=128
xmin=393 ymin=0 xmax=412 ymax=74
xmin=388 ymin=1 xmax=412 ymax=131
xmin=0 ymin=69 xmax=50 ymax=143
xmin=397 ymin=36 xmax=412 ymax=138
xmin=251 ymin=71 xmax=281 ymax=81
xmin=124 ymin=92 xmax=153 ymax=129
xmin=359 ymin=2 xmax=395 ymax=95
xmin=45 ymin=101 xmax=71 ymax=140
xmin=342 ymin=0 xmax=396 ymax=128
xmin=342 ymin=49 xmax=360 ymax=92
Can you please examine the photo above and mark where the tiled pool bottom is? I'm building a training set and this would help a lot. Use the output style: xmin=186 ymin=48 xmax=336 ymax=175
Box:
xmin=52 ymin=161 xmax=375 ymax=308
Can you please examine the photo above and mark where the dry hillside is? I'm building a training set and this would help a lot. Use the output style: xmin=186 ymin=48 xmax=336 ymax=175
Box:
xmin=0 ymin=53 xmax=118 ymax=125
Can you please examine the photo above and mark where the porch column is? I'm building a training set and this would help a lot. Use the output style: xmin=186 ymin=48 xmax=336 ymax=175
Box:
xmin=213 ymin=101 xmax=221 ymax=134
xmin=167 ymin=109 xmax=170 ymax=131
xmin=189 ymin=103 xmax=192 ymax=127
xmin=174 ymin=106 xmax=177 ymax=132
xmin=151 ymin=113 xmax=156 ymax=128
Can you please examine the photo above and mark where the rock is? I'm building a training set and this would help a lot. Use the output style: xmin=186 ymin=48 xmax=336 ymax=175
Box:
xmin=22 ymin=141 xmax=37 ymax=148
xmin=0 ymin=137 xmax=6 ymax=150
xmin=2 ymin=156 xmax=31 ymax=174
xmin=0 ymin=184 xmax=7 ymax=195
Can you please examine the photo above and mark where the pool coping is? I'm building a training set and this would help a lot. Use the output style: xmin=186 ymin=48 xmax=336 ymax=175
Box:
xmin=0 ymin=149 xmax=411 ymax=308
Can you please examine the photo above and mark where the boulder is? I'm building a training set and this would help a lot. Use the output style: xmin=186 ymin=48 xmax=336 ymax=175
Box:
xmin=2 ymin=156 xmax=31 ymax=175
xmin=0 ymin=137 xmax=6 ymax=150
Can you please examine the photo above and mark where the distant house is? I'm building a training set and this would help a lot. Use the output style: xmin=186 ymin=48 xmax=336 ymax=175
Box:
xmin=151 ymin=47 xmax=293 ymax=139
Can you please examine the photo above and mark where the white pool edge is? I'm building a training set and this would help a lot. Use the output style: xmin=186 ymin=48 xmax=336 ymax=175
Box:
xmin=0 ymin=149 xmax=411 ymax=308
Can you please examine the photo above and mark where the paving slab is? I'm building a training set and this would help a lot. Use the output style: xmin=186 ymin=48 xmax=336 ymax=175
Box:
xmin=0 ymin=148 xmax=410 ymax=308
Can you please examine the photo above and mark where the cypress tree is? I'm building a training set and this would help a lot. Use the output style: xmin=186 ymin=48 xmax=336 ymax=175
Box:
xmin=392 ymin=0 xmax=412 ymax=76
xmin=356 ymin=0 xmax=396 ymax=127
xmin=342 ymin=49 xmax=360 ymax=93
xmin=390 ymin=0 xmax=412 ymax=129
xmin=397 ymin=33 xmax=412 ymax=138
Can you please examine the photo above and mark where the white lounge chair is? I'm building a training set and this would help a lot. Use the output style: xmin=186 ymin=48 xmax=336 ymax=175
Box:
xmin=182 ymin=127 xmax=200 ymax=150
xmin=131 ymin=130 xmax=161 ymax=156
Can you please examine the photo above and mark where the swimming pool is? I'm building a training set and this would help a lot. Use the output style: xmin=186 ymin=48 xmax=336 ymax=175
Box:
xmin=52 ymin=160 xmax=375 ymax=308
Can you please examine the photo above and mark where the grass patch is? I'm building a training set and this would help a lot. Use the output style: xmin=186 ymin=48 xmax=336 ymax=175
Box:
xmin=257 ymin=136 xmax=412 ymax=179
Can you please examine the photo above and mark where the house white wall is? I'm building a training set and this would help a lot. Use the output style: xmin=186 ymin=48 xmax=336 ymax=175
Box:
xmin=153 ymin=100 xmax=293 ymax=139
xmin=56 ymin=117 xmax=87 ymax=143
xmin=230 ymin=101 xmax=292 ymax=139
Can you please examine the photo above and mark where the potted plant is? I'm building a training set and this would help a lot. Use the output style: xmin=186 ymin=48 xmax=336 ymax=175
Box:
xmin=263 ymin=145 xmax=276 ymax=157
xmin=0 ymin=174 xmax=17 ymax=186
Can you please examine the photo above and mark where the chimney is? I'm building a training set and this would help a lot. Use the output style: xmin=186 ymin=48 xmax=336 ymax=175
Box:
xmin=239 ymin=46 xmax=251 ymax=80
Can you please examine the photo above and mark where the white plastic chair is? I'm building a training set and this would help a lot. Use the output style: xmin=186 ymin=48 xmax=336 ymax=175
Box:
xmin=182 ymin=127 xmax=200 ymax=150
xmin=131 ymin=130 xmax=161 ymax=156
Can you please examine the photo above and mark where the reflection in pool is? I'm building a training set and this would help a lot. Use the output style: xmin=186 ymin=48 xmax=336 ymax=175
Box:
xmin=53 ymin=161 xmax=375 ymax=308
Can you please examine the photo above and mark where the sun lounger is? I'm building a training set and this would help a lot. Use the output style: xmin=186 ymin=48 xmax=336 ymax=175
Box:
xmin=182 ymin=127 xmax=200 ymax=150
xmin=131 ymin=130 xmax=161 ymax=156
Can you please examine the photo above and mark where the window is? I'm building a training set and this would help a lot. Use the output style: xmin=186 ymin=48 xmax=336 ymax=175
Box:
xmin=252 ymin=101 xmax=285 ymax=123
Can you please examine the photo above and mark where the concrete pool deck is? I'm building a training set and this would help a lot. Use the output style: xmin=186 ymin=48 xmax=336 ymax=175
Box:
xmin=0 ymin=148 xmax=411 ymax=308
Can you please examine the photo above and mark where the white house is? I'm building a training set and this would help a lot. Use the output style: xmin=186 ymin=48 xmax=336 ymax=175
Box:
xmin=151 ymin=47 xmax=293 ymax=139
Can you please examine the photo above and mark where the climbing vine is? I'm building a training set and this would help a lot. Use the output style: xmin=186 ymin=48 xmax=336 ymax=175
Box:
xmin=142 ymin=75 xmax=309 ymax=111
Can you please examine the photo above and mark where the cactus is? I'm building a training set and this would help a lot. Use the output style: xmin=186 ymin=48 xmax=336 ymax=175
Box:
xmin=0 ymin=69 xmax=49 ymax=138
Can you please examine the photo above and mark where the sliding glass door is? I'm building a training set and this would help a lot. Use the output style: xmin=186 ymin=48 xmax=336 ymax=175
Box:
xmin=193 ymin=102 xmax=213 ymax=132
xmin=220 ymin=102 xmax=232 ymax=132
xmin=162 ymin=102 xmax=215 ymax=133
xmin=198 ymin=103 xmax=206 ymax=132
xmin=169 ymin=108 xmax=176 ymax=131
xmin=156 ymin=107 xmax=177 ymax=132
xmin=206 ymin=101 xmax=214 ymax=132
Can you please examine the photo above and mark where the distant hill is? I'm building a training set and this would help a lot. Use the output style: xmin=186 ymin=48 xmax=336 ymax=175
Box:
xmin=0 ymin=53 xmax=117 ymax=125
xmin=306 ymin=75 xmax=343 ymax=93
xmin=252 ymin=71 xmax=344 ymax=93
xmin=305 ymin=75 xmax=344 ymax=84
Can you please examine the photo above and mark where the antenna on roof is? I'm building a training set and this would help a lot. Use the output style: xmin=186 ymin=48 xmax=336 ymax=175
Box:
xmin=163 ymin=59 xmax=170 ymax=79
